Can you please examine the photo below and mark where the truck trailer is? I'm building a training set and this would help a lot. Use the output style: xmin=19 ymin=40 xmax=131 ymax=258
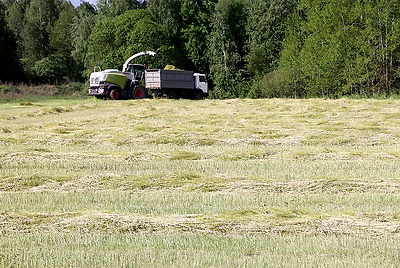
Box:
xmin=145 ymin=69 xmax=208 ymax=100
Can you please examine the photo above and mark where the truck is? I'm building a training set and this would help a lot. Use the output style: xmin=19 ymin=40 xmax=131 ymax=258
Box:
xmin=145 ymin=69 xmax=208 ymax=100
xmin=88 ymin=51 xmax=156 ymax=100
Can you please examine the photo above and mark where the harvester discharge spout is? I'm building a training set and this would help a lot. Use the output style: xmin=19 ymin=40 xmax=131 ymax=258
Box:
xmin=122 ymin=51 xmax=156 ymax=72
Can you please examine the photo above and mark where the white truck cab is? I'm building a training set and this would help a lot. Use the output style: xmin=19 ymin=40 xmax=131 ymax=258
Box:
xmin=194 ymin=73 xmax=208 ymax=95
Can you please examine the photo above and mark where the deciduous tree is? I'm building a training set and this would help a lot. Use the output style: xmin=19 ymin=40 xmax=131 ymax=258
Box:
xmin=72 ymin=1 xmax=97 ymax=78
xmin=180 ymin=0 xmax=217 ymax=73
xmin=36 ymin=1 xmax=79 ymax=82
xmin=278 ymin=0 xmax=400 ymax=97
xmin=86 ymin=10 xmax=175 ymax=73
xmin=97 ymin=0 xmax=140 ymax=17
xmin=208 ymin=0 xmax=247 ymax=98
xmin=21 ymin=0 xmax=59 ymax=78
xmin=246 ymin=0 xmax=297 ymax=77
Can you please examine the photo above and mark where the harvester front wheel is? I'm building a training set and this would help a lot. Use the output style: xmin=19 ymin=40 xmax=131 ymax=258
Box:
xmin=110 ymin=89 xmax=120 ymax=100
xmin=132 ymin=86 xmax=145 ymax=99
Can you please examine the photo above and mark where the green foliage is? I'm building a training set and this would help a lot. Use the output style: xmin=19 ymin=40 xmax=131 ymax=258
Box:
xmin=86 ymin=17 xmax=116 ymax=70
xmin=147 ymin=0 xmax=182 ymax=39
xmin=47 ymin=2 xmax=79 ymax=82
xmin=0 ymin=1 xmax=21 ymax=81
xmin=208 ymin=0 xmax=248 ymax=98
xmin=97 ymin=0 xmax=140 ymax=17
xmin=247 ymin=70 xmax=292 ymax=98
xmin=124 ymin=15 xmax=176 ymax=67
xmin=180 ymin=0 xmax=217 ymax=73
xmin=86 ymin=9 xmax=175 ymax=73
xmin=22 ymin=0 xmax=59 ymax=63
xmin=278 ymin=0 xmax=400 ymax=97
xmin=55 ymin=82 xmax=86 ymax=95
xmin=0 ymin=84 xmax=21 ymax=94
xmin=5 ymin=0 xmax=28 ymax=58
xmin=147 ymin=0 xmax=196 ymax=69
xmin=72 ymin=2 xmax=97 ymax=78
xmin=245 ymin=0 xmax=297 ymax=78
xmin=32 ymin=57 xmax=57 ymax=80
xmin=2 ymin=0 xmax=400 ymax=98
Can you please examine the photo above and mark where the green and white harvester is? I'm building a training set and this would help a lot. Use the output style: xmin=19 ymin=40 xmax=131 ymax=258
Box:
xmin=88 ymin=51 xmax=156 ymax=100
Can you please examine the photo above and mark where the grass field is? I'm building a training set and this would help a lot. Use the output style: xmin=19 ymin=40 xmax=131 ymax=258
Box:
xmin=1 ymin=97 xmax=400 ymax=267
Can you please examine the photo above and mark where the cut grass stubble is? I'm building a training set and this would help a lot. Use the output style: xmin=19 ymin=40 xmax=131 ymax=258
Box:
xmin=1 ymin=98 xmax=400 ymax=266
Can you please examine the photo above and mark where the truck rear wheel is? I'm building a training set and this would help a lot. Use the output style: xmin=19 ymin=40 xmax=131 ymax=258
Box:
xmin=132 ymin=86 xmax=145 ymax=99
xmin=167 ymin=90 xmax=178 ymax=99
xmin=110 ymin=89 xmax=120 ymax=100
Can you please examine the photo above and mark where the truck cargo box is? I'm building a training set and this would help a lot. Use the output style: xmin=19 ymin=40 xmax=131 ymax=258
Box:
xmin=145 ymin=69 xmax=194 ymax=90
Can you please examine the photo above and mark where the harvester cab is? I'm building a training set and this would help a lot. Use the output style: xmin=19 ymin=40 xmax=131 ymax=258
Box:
xmin=126 ymin=64 xmax=146 ymax=81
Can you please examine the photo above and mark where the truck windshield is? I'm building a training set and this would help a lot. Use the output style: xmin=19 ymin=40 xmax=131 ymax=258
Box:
xmin=199 ymin=75 xmax=206 ymax=83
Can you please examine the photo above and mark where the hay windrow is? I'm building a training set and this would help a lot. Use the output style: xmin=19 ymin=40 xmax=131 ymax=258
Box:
xmin=1 ymin=98 xmax=400 ymax=266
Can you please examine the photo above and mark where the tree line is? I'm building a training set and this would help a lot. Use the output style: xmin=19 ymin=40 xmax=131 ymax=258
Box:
xmin=0 ymin=0 xmax=399 ymax=98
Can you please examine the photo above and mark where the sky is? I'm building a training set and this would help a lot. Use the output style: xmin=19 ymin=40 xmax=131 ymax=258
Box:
xmin=69 ymin=0 xmax=145 ymax=8
xmin=69 ymin=0 xmax=97 ymax=7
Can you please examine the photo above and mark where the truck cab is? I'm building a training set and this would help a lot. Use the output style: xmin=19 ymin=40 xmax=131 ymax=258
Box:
xmin=194 ymin=73 xmax=208 ymax=95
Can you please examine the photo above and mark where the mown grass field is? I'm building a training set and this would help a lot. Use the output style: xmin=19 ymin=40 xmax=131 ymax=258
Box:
xmin=1 ymin=97 xmax=400 ymax=267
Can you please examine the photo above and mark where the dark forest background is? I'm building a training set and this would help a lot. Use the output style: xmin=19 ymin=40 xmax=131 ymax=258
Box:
xmin=0 ymin=0 xmax=399 ymax=98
